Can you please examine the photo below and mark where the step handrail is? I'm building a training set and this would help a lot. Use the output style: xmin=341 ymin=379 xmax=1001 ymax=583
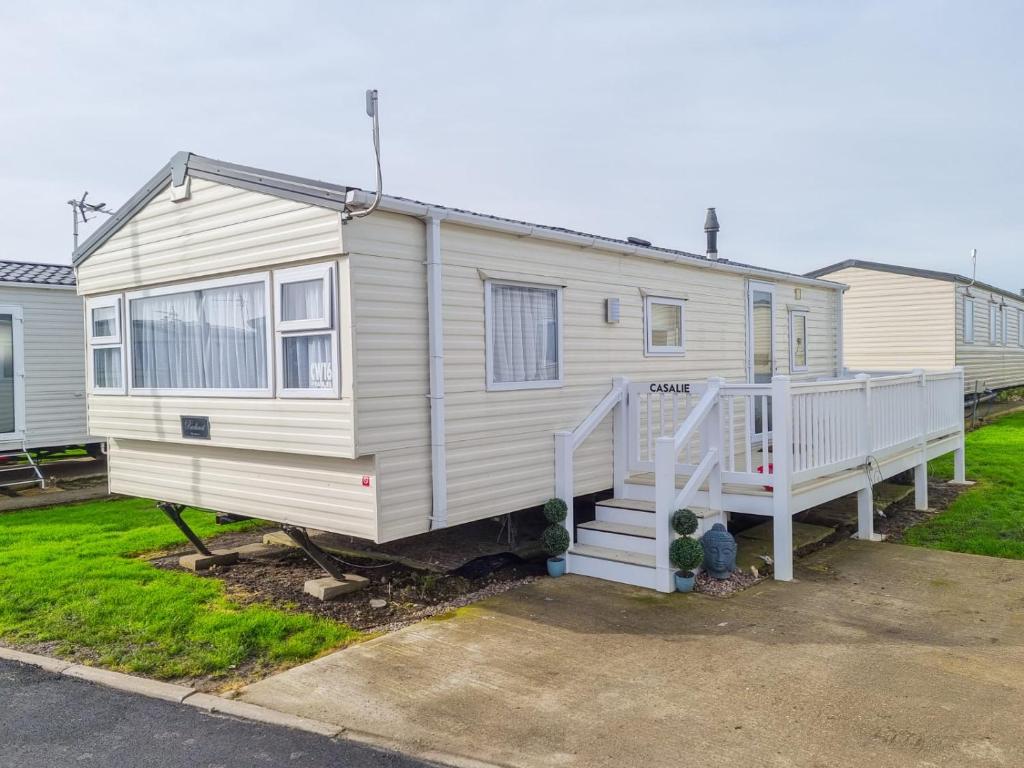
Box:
xmin=653 ymin=380 xmax=724 ymax=592
xmin=554 ymin=376 xmax=630 ymax=553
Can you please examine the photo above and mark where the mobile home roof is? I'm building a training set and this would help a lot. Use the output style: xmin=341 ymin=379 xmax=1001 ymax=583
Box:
xmin=0 ymin=261 xmax=75 ymax=287
xmin=807 ymin=259 xmax=1023 ymax=304
xmin=73 ymin=151 xmax=844 ymax=291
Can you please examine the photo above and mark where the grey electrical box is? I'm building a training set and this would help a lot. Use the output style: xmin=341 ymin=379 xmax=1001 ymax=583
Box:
xmin=606 ymin=298 xmax=621 ymax=323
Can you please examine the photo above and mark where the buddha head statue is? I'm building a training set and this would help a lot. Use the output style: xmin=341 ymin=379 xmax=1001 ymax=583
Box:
xmin=701 ymin=523 xmax=737 ymax=580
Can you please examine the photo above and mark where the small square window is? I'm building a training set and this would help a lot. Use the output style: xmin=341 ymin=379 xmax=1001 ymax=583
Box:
xmin=275 ymin=265 xmax=332 ymax=332
xmin=645 ymin=297 xmax=686 ymax=356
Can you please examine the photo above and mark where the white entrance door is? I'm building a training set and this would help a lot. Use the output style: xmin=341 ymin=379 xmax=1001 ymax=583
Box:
xmin=0 ymin=306 xmax=25 ymax=440
xmin=747 ymin=282 xmax=775 ymax=437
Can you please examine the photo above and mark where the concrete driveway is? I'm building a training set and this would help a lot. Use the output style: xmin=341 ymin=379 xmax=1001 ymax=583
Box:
xmin=241 ymin=541 xmax=1024 ymax=768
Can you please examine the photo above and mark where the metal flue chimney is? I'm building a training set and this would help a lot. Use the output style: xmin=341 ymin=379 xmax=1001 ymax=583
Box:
xmin=704 ymin=207 xmax=719 ymax=260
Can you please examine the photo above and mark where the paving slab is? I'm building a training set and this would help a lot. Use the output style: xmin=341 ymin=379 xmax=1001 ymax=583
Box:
xmin=735 ymin=520 xmax=833 ymax=571
xmin=240 ymin=541 xmax=1024 ymax=768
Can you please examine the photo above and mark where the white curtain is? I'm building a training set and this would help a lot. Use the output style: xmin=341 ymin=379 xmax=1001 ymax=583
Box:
xmin=282 ymin=334 xmax=332 ymax=389
xmin=491 ymin=285 xmax=559 ymax=383
xmin=131 ymin=282 xmax=267 ymax=389
xmin=281 ymin=279 xmax=324 ymax=322
xmin=93 ymin=348 xmax=122 ymax=389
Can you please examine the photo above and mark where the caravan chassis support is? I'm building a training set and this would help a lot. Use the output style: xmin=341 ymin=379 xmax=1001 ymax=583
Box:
xmin=157 ymin=502 xmax=212 ymax=556
xmin=280 ymin=524 xmax=347 ymax=580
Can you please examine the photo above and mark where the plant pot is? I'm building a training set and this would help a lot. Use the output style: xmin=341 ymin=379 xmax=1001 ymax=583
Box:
xmin=547 ymin=557 xmax=567 ymax=578
xmin=674 ymin=571 xmax=696 ymax=593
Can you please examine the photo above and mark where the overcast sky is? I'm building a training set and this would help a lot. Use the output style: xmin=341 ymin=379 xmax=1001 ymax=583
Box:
xmin=2 ymin=1 xmax=1022 ymax=290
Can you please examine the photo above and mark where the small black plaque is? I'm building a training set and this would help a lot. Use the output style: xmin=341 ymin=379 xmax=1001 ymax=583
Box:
xmin=180 ymin=415 xmax=211 ymax=440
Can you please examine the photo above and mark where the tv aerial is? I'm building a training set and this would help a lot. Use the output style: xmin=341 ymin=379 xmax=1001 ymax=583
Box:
xmin=67 ymin=192 xmax=114 ymax=253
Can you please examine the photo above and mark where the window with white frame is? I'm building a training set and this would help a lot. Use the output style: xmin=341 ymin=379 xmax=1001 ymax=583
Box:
xmin=486 ymin=281 xmax=562 ymax=389
xmin=127 ymin=276 xmax=270 ymax=395
xmin=86 ymin=296 xmax=125 ymax=393
xmin=1019 ymin=310 xmax=1024 ymax=348
xmin=644 ymin=296 xmax=686 ymax=356
xmin=789 ymin=311 xmax=808 ymax=372
xmin=963 ymin=297 xmax=975 ymax=343
xmin=1005 ymin=306 xmax=1012 ymax=346
xmin=274 ymin=263 xmax=338 ymax=397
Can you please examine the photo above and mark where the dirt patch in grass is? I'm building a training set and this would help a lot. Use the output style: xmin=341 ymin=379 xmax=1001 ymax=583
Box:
xmin=878 ymin=480 xmax=970 ymax=543
xmin=151 ymin=534 xmax=543 ymax=634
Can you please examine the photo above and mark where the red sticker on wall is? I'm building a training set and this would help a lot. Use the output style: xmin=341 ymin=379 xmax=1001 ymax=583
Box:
xmin=362 ymin=475 xmax=371 ymax=487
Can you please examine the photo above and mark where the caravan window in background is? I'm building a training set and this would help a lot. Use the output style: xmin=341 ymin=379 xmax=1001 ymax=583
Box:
xmin=1019 ymin=310 xmax=1024 ymax=348
xmin=963 ymin=297 xmax=975 ymax=343
xmin=274 ymin=263 xmax=338 ymax=398
xmin=990 ymin=303 xmax=1001 ymax=345
xmin=644 ymin=296 xmax=686 ymax=356
xmin=86 ymin=295 xmax=124 ymax=394
xmin=126 ymin=275 xmax=271 ymax=396
xmin=486 ymin=281 xmax=563 ymax=390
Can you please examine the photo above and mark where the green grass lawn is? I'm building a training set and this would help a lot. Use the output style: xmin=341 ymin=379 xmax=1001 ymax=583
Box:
xmin=0 ymin=498 xmax=359 ymax=680
xmin=905 ymin=410 xmax=1024 ymax=558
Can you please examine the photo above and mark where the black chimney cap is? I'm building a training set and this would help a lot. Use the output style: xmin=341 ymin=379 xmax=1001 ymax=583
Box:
xmin=704 ymin=207 xmax=719 ymax=232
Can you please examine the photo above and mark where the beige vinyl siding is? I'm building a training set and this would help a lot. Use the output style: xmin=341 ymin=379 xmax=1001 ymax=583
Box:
xmin=0 ymin=285 xmax=93 ymax=449
xmin=346 ymin=213 xmax=839 ymax=541
xmin=76 ymin=178 xmax=343 ymax=295
xmin=955 ymin=283 xmax=1024 ymax=392
xmin=108 ymin=438 xmax=377 ymax=540
xmin=88 ymin=396 xmax=355 ymax=457
xmin=828 ymin=266 xmax=956 ymax=371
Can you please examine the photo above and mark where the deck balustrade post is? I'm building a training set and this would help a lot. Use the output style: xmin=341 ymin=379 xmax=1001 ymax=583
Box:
xmin=703 ymin=378 xmax=725 ymax=513
xmin=856 ymin=484 xmax=878 ymax=541
xmin=953 ymin=366 xmax=968 ymax=484
xmin=770 ymin=375 xmax=794 ymax=581
xmin=855 ymin=373 xmax=872 ymax=457
xmin=914 ymin=369 xmax=929 ymax=511
xmin=553 ymin=431 xmax=575 ymax=548
xmin=654 ymin=436 xmax=676 ymax=593
xmin=612 ymin=376 xmax=628 ymax=498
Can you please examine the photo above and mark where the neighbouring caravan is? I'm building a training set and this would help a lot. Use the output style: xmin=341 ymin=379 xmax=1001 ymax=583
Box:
xmin=72 ymin=154 xmax=966 ymax=591
xmin=807 ymin=259 xmax=1024 ymax=397
xmin=0 ymin=261 xmax=100 ymax=485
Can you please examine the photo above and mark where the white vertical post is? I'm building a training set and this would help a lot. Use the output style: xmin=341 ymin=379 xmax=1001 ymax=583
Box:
xmin=654 ymin=436 xmax=676 ymax=593
xmin=953 ymin=366 xmax=968 ymax=484
xmin=856 ymin=484 xmax=876 ymax=541
xmin=855 ymin=373 xmax=872 ymax=457
xmin=770 ymin=375 xmax=794 ymax=581
xmin=612 ymin=377 xmax=628 ymax=498
xmin=914 ymin=369 xmax=929 ymax=511
xmin=554 ymin=431 xmax=574 ymax=550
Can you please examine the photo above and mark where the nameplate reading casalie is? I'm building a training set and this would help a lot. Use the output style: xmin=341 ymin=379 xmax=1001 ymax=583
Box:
xmin=648 ymin=383 xmax=691 ymax=394
xmin=180 ymin=416 xmax=211 ymax=440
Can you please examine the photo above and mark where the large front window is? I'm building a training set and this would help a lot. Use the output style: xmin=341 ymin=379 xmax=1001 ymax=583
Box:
xmin=487 ymin=281 xmax=562 ymax=389
xmin=129 ymin=278 xmax=269 ymax=393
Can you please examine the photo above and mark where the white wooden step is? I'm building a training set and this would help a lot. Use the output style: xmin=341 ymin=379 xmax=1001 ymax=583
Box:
xmin=566 ymin=547 xmax=657 ymax=589
xmin=595 ymin=500 xmax=655 ymax=527
xmin=569 ymin=544 xmax=655 ymax=568
xmin=577 ymin=520 xmax=655 ymax=555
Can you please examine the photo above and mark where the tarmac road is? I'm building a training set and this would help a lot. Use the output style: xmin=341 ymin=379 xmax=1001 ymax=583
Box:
xmin=0 ymin=659 xmax=434 ymax=768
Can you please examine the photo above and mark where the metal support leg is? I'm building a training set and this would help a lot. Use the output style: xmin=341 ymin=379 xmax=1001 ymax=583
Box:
xmin=157 ymin=502 xmax=211 ymax=556
xmin=280 ymin=525 xmax=346 ymax=580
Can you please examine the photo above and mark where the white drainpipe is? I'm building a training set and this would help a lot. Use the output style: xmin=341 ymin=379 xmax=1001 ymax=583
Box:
xmin=425 ymin=213 xmax=448 ymax=529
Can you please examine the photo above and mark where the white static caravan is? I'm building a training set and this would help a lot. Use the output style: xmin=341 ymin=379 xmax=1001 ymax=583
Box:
xmin=807 ymin=259 xmax=1024 ymax=397
xmin=0 ymin=262 xmax=99 ymax=484
xmin=72 ymin=153 xmax=966 ymax=591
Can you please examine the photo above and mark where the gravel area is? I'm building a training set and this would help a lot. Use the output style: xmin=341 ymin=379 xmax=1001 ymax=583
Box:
xmin=694 ymin=569 xmax=766 ymax=597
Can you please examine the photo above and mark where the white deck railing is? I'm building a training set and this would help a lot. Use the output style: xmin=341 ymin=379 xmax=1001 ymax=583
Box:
xmin=553 ymin=367 xmax=966 ymax=588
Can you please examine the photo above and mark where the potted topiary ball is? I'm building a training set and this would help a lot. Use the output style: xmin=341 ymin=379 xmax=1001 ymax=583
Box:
xmin=669 ymin=536 xmax=704 ymax=593
xmin=672 ymin=508 xmax=699 ymax=537
xmin=542 ymin=498 xmax=570 ymax=577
